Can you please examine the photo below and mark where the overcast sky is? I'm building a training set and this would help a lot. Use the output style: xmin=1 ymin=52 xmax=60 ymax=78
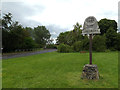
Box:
xmin=1 ymin=0 xmax=120 ymax=42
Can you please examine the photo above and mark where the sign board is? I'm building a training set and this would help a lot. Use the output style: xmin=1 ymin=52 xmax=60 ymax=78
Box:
xmin=82 ymin=16 xmax=100 ymax=35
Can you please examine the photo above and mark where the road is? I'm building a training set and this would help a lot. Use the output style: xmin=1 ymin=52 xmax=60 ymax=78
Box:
xmin=2 ymin=49 xmax=57 ymax=60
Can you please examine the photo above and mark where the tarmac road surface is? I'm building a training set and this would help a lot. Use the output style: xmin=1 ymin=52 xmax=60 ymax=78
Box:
xmin=2 ymin=49 xmax=57 ymax=60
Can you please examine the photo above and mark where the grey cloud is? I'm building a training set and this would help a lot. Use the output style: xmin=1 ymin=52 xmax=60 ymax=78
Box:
xmin=1 ymin=2 xmax=68 ymax=39
xmin=46 ymin=24 xmax=68 ymax=39
xmin=2 ymin=2 xmax=44 ymax=27
xmin=2 ymin=2 xmax=45 ymax=16
xmin=103 ymin=11 xmax=117 ymax=17
xmin=21 ymin=19 xmax=42 ymax=28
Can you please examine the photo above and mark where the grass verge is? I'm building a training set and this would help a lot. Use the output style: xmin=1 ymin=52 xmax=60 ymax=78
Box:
xmin=2 ymin=52 xmax=118 ymax=88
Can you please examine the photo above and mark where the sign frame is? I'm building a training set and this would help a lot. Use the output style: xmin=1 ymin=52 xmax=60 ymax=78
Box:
xmin=82 ymin=16 xmax=100 ymax=35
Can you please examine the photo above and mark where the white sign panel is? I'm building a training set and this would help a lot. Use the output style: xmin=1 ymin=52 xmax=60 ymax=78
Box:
xmin=82 ymin=16 xmax=100 ymax=35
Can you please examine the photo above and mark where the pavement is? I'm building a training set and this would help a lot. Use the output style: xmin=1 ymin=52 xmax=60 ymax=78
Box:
xmin=2 ymin=49 xmax=57 ymax=60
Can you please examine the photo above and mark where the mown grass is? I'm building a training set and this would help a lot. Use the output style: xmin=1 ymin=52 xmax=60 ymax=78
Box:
xmin=2 ymin=52 xmax=118 ymax=88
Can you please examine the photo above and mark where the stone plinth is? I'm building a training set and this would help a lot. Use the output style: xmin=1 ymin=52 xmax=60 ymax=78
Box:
xmin=81 ymin=64 xmax=99 ymax=80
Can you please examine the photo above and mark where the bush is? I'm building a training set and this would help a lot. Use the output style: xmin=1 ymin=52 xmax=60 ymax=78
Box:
xmin=23 ymin=37 xmax=36 ymax=49
xmin=57 ymin=43 xmax=73 ymax=53
xmin=82 ymin=36 xmax=89 ymax=51
xmin=93 ymin=35 xmax=106 ymax=52
xmin=105 ymin=49 xmax=111 ymax=52
xmin=73 ymin=41 xmax=83 ymax=52
xmin=113 ymin=33 xmax=120 ymax=51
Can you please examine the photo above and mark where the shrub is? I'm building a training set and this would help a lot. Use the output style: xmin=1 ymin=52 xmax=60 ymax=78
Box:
xmin=92 ymin=35 xmax=106 ymax=52
xmin=23 ymin=37 xmax=36 ymax=49
xmin=82 ymin=36 xmax=89 ymax=51
xmin=73 ymin=41 xmax=83 ymax=52
xmin=57 ymin=43 xmax=73 ymax=53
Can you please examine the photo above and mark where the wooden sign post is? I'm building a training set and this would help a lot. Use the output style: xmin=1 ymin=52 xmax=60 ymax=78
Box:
xmin=89 ymin=34 xmax=92 ymax=65
xmin=82 ymin=16 xmax=100 ymax=65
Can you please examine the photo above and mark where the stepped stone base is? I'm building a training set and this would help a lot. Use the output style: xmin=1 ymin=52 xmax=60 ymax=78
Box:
xmin=81 ymin=64 xmax=99 ymax=80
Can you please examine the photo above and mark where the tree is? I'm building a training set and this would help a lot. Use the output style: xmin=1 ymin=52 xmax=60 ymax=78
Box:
xmin=92 ymin=35 xmax=106 ymax=52
xmin=2 ymin=13 xmax=12 ymax=30
xmin=113 ymin=33 xmax=120 ymax=51
xmin=2 ymin=13 xmax=52 ymax=52
xmin=34 ymin=26 xmax=51 ymax=48
xmin=2 ymin=13 xmax=13 ymax=52
xmin=2 ymin=29 xmax=10 ymax=52
xmin=98 ymin=18 xmax=117 ymax=35
xmin=56 ymin=22 xmax=83 ymax=46
xmin=23 ymin=37 xmax=36 ymax=49
xmin=68 ymin=22 xmax=83 ymax=45
xmin=82 ymin=36 xmax=89 ymax=51
xmin=3 ymin=22 xmax=26 ymax=52
xmin=56 ymin=31 xmax=70 ymax=45
xmin=105 ymin=27 xmax=117 ymax=50
xmin=2 ymin=13 xmax=37 ymax=52
xmin=24 ymin=27 xmax=34 ymax=39
xmin=2 ymin=13 xmax=14 ymax=52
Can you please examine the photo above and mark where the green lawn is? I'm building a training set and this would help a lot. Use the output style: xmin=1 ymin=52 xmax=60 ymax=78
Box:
xmin=2 ymin=51 xmax=118 ymax=88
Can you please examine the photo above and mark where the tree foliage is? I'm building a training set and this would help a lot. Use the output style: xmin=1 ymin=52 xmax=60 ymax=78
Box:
xmin=98 ymin=18 xmax=117 ymax=35
xmin=73 ymin=41 xmax=83 ymax=52
xmin=57 ymin=19 xmax=119 ymax=52
xmin=2 ymin=13 xmax=120 ymax=52
xmin=105 ymin=27 xmax=118 ymax=50
xmin=34 ymin=26 xmax=51 ymax=48
xmin=56 ymin=22 xmax=83 ymax=46
xmin=2 ymin=13 xmax=51 ymax=52
xmin=93 ymin=35 xmax=106 ymax=52
xmin=57 ymin=43 xmax=73 ymax=53
xmin=116 ymin=33 xmax=120 ymax=51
